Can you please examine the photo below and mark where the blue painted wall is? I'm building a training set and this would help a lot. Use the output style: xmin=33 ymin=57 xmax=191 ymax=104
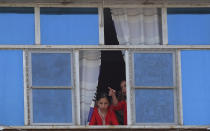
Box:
xmin=168 ymin=8 xmax=210 ymax=45
xmin=0 ymin=50 xmax=24 ymax=126
xmin=40 ymin=8 xmax=99 ymax=45
xmin=0 ymin=8 xmax=35 ymax=45
xmin=181 ymin=50 xmax=210 ymax=125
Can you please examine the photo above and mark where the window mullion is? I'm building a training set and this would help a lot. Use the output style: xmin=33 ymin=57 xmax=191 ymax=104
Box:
xmin=125 ymin=50 xmax=132 ymax=125
xmin=35 ymin=6 xmax=41 ymax=45
xmin=98 ymin=6 xmax=105 ymax=45
xmin=74 ymin=50 xmax=81 ymax=125
xmin=23 ymin=50 xmax=29 ymax=125
xmin=176 ymin=49 xmax=183 ymax=125
xmin=161 ymin=8 xmax=168 ymax=45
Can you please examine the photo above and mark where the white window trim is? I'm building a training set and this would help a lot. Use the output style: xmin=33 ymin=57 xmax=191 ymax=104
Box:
xmin=73 ymin=49 xmax=81 ymax=125
xmin=176 ymin=50 xmax=183 ymax=125
xmin=34 ymin=7 xmax=41 ymax=45
xmin=98 ymin=6 xmax=105 ymax=45
xmin=125 ymin=50 xmax=132 ymax=125
xmin=1 ymin=45 xmax=210 ymax=49
xmin=23 ymin=50 xmax=29 ymax=125
xmin=161 ymin=8 xmax=168 ymax=45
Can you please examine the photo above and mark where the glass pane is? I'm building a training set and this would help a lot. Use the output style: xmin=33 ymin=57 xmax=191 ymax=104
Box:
xmin=135 ymin=89 xmax=174 ymax=123
xmin=0 ymin=50 xmax=24 ymax=126
xmin=32 ymin=89 xmax=72 ymax=123
xmin=181 ymin=50 xmax=210 ymax=125
xmin=40 ymin=8 xmax=99 ymax=45
xmin=0 ymin=7 xmax=34 ymax=44
xmin=32 ymin=53 xmax=71 ymax=86
xmin=134 ymin=53 xmax=174 ymax=87
xmin=168 ymin=8 xmax=210 ymax=45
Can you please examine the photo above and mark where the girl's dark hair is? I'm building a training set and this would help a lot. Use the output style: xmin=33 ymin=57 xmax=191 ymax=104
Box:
xmin=94 ymin=86 xmax=111 ymax=104
xmin=96 ymin=92 xmax=111 ymax=103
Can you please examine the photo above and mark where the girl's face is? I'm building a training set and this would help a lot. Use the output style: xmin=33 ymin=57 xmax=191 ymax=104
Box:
xmin=97 ymin=97 xmax=109 ymax=111
xmin=120 ymin=81 xmax=126 ymax=95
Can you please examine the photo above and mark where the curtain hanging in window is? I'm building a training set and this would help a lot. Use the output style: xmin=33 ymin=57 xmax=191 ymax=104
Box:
xmin=79 ymin=50 xmax=101 ymax=125
xmin=111 ymin=8 xmax=161 ymax=45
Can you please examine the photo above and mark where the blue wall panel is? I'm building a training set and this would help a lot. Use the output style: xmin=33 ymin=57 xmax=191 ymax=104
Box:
xmin=0 ymin=50 xmax=24 ymax=126
xmin=168 ymin=8 xmax=210 ymax=45
xmin=181 ymin=50 xmax=210 ymax=125
xmin=0 ymin=7 xmax=35 ymax=44
xmin=40 ymin=8 xmax=99 ymax=45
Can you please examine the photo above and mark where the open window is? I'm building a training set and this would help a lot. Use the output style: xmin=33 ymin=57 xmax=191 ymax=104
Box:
xmin=79 ymin=8 xmax=126 ymax=125
xmin=109 ymin=8 xmax=162 ymax=45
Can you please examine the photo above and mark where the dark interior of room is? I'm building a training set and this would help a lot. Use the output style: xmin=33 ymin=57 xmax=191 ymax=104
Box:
xmin=97 ymin=8 xmax=126 ymax=95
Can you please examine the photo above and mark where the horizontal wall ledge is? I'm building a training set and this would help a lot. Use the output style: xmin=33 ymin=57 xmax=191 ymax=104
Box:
xmin=1 ymin=45 xmax=210 ymax=50
xmin=0 ymin=0 xmax=210 ymax=8
xmin=1 ymin=125 xmax=210 ymax=131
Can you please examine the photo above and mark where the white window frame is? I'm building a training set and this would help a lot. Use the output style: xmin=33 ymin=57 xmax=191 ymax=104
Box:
xmin=130 ymin=50 xmax=178 ymax=125
xmin=25 ymin=49 xmax=79 ymax=125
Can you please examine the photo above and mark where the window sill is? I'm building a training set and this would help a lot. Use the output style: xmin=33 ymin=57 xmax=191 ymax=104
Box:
xmin=1 ymin=125 xmax=209 ymax=130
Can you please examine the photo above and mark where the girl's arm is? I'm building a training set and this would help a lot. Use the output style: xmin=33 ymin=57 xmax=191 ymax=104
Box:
xmin=111 ymin=111 xmax=119 ymax=125
xmin=108 ymin=87 xmax=118 ymax=105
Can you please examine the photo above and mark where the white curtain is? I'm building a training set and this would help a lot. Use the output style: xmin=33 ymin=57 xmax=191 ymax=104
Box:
xmin=111 ymin=8 xmax=161 ymax=45
xmin=80 ymin=51 xmax=101 ymax=125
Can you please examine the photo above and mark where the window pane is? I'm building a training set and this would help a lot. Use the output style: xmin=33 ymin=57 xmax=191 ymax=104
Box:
xmin=32 ymin=89 xmax=72 ymax=123
xmin=0 ymin=50 xmax=24 ymax=126
xmin=168 ymin=8 xmax=210 ymax=45
xmin=181 ymin=50 xmax=210 ymax=125
xmin=0 ymin=7 xmax=34 ymax=44
xmin=135 ymin=89 xmax=174 ymax=123
xmin=134 ymin=53 xmax=174 ymax=87
xmin=40 ymin=8 xmax=99 ymax=45
xmin=32 ymin=53 xmax=71 ymax=86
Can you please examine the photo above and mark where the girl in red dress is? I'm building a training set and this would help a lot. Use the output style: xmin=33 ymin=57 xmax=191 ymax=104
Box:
xmin=109 ymin=80 xmax=127 ymax=125
xmin=89 ymin=93 xmax=119 ymax=125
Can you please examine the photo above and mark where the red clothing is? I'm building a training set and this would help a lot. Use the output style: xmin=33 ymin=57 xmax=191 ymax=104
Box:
xmin=112 ymin=100 xmax=127 ymax=125
xmin=89 ymin=107 xmax=119 ymax=125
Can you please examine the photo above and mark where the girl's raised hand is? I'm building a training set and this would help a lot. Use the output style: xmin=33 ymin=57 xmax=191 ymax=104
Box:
xmin=108 ymin=87 xmax=116 ymax=96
